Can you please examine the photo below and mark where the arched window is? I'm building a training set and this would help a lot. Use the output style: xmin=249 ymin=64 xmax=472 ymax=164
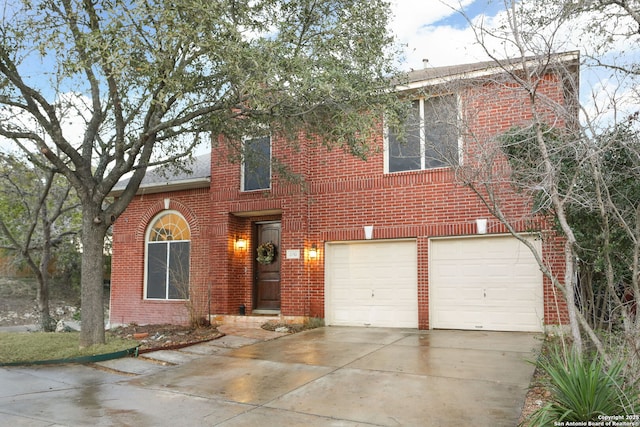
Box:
xmin=145 ymin=212 xmax=190 ymax=300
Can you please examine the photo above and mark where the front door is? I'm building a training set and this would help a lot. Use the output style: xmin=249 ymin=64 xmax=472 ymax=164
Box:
xmin=254 ymin=222 xmax=281 ymax=310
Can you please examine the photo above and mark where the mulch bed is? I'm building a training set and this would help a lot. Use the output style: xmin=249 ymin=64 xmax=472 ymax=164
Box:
xmin=108 ymin=320 xmax=315 ymax=353
xmin=108 ymin=323 xmax=223 ymax=353
xmin=517 ymin=364 xmax=551 ymax=425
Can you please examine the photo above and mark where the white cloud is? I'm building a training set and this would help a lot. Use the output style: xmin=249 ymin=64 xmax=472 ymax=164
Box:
xmin=389 ymin=0 xmax=474 ymax=41
xmin=400 ymin=24 xmax=487 ymax=69
xmin=389 ymin=1 xmax=636 ymax=69
xmin=389 ymin=0 xmax=505 ymax=69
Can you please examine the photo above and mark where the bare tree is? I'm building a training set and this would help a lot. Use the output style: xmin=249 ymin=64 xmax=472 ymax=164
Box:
xmin=430 ymin=0 xmax=640 ymax=373
xmin=0 ymin=152 xmax=80 ymax=331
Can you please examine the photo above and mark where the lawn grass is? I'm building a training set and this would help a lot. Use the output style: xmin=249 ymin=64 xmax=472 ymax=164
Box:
xmin=0 ymin=332 xmax=138 ymax=364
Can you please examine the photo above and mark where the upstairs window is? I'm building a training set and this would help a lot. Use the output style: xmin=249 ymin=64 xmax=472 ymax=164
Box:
xmin=242 ymin=136 xmax=271 ymax=191
xmin=386 ymin=95 xmax=459 ymax=172
xmin=145 ymin=212 xmax=190 ymax=300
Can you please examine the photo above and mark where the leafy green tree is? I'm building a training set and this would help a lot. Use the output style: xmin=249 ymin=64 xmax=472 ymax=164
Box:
xmin=0 ymin=0 xmax=404 ymax=345
xmin=572 ymin=117 xmax=640 ymax=330
xmin=0 ymin=153 xmax=81 ymax=331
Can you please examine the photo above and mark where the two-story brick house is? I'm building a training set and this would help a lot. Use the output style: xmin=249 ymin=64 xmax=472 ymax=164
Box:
xmin=109 ymin=52 xmax=577 ymax=332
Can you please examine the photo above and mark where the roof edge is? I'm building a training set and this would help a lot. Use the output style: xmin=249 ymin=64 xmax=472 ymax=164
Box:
xmin=109 ymin=177 xmax=210 ymax=197
xmin=398 ymin=50 xmax=580 ymax=91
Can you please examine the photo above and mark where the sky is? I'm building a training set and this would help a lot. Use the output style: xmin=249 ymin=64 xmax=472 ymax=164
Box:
xmin=389 ymin=0 xmax=508 ymax=69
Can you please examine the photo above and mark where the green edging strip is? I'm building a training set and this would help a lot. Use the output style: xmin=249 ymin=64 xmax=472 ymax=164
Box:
xmin=0 ymin=346 xmax=139 ymax=367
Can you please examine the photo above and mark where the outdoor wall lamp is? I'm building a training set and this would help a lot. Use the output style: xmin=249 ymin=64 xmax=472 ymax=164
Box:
xmin=308 ymin=244 xmax=318 ymax=259
xmin=235 ymin=235 xmax=247 ymax=250
xmin=476 ymin=219 xmax=487 ymax=235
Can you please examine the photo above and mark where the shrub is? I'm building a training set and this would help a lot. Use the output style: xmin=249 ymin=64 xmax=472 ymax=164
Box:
xmin=528 ymin=346 xmax=639 ymax=425
xmin=303 ymin=317 xmax=325 ymax=329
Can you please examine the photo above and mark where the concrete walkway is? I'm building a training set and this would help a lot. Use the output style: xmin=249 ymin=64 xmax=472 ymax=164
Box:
xmin=0 ymin=326 xmax=542 ymax=426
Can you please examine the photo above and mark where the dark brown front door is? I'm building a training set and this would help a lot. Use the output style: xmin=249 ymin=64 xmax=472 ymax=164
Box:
xmin=254 ymin=222 xmax=281 ymax=310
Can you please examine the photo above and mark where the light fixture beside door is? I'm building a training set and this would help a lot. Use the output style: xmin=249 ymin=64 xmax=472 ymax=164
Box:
xmin=308 ymin=243 xmax=318 ymax=259
xmin=235 ymin=235 xmax=247 ymax=250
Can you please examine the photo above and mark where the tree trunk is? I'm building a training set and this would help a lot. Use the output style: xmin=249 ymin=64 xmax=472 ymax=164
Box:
xmin=37 ymin=237 xmax=54 ymax=332
xmin=563 ymin=241 xmax=583 ymax=350
xmin=79 ymin=208 xmax=108 ymax=347
xmin=534 ymin=122 xmax=583 ymax=351
xmin=37 ymin=208 xmax=54 ymax=332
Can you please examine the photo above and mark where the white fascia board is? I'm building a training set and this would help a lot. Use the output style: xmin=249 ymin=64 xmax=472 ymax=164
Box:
xmin=396 ymin=51 xmax=580 ymax=92
xmin=110 ymin=177 xmax=210 ymax=197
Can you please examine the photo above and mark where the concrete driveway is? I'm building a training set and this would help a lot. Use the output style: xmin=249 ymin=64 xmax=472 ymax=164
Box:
xmin=0 ymin=327 xmax=541 ymax=426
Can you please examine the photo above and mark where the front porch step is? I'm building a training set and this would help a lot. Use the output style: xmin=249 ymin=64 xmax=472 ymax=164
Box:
xmin=252 ymin=309 xmax=280 ymax=315
xmin=212 ymin=314 xmax=281 ymax=327
xmin=211 ymin=314 xmax=306 ymax=327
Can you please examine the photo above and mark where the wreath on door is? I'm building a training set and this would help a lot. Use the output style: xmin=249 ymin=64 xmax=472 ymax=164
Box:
xmin=256 ymin=241 xmax=277 ymax=264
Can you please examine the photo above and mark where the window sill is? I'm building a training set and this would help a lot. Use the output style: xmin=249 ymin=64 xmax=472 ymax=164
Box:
xmin=385 ymin=165 xmax=454 ymax=175
xmin=240 ymin=188 xmax=271 ymax=193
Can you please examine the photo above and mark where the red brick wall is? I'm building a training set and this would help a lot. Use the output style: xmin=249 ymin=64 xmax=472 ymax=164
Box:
xmin=111 ymin=70 xmax=570 ymax=328
xmin=541 ymin=231 xmax=570 ymax=326
xmin=110 ymin=189 xmax=211 ymax=326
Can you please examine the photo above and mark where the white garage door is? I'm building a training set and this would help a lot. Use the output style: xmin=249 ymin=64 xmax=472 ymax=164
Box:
xmin=430 ymin=235 xmax=543 ymax=332
xmin=325 ymin=240 xmax=418 ymax=328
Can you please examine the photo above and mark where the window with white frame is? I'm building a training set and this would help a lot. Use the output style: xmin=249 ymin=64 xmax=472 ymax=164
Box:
xmin=242 ymin=135 xmax=271 ymax=191
xmin=145 ymin=212 xmax=190 ymax=300
xmin=386 ymin=94 xmax=459 ymax=172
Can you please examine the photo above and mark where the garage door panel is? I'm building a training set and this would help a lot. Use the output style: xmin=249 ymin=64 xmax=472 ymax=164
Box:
xmin=437 ymin=264 xmax=462 ymax=277
xmin=435 ymin=309 xmax=484 ymax=329
xmin=435 ymin=284 xmax=483 ymax=300
xmin=371 ymin=307 xmax=399 ymax=322
xmin=485 ymin=266 xmax=510 ymax=277
xmin=326 ymin=240 xmax=418 ymax=328
xmin=490 ymin=312 xmax=542 ymax=332
xmin=372 ymin=289 xmax=393 ymax=302
xmin=430 ymin=235 xmax=543 ymax=332
xmin=334 ymin=308 xmax=369 ymax=324
xmin=375 ymin=287 xmax=414 ymax=299
xmin=516 ymin=270 xmax=541 ymax=280
xmin=486 ymin=297 xmax=532 ymax=308
xmin=501 ymin=289 xmax=540 ymax=302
